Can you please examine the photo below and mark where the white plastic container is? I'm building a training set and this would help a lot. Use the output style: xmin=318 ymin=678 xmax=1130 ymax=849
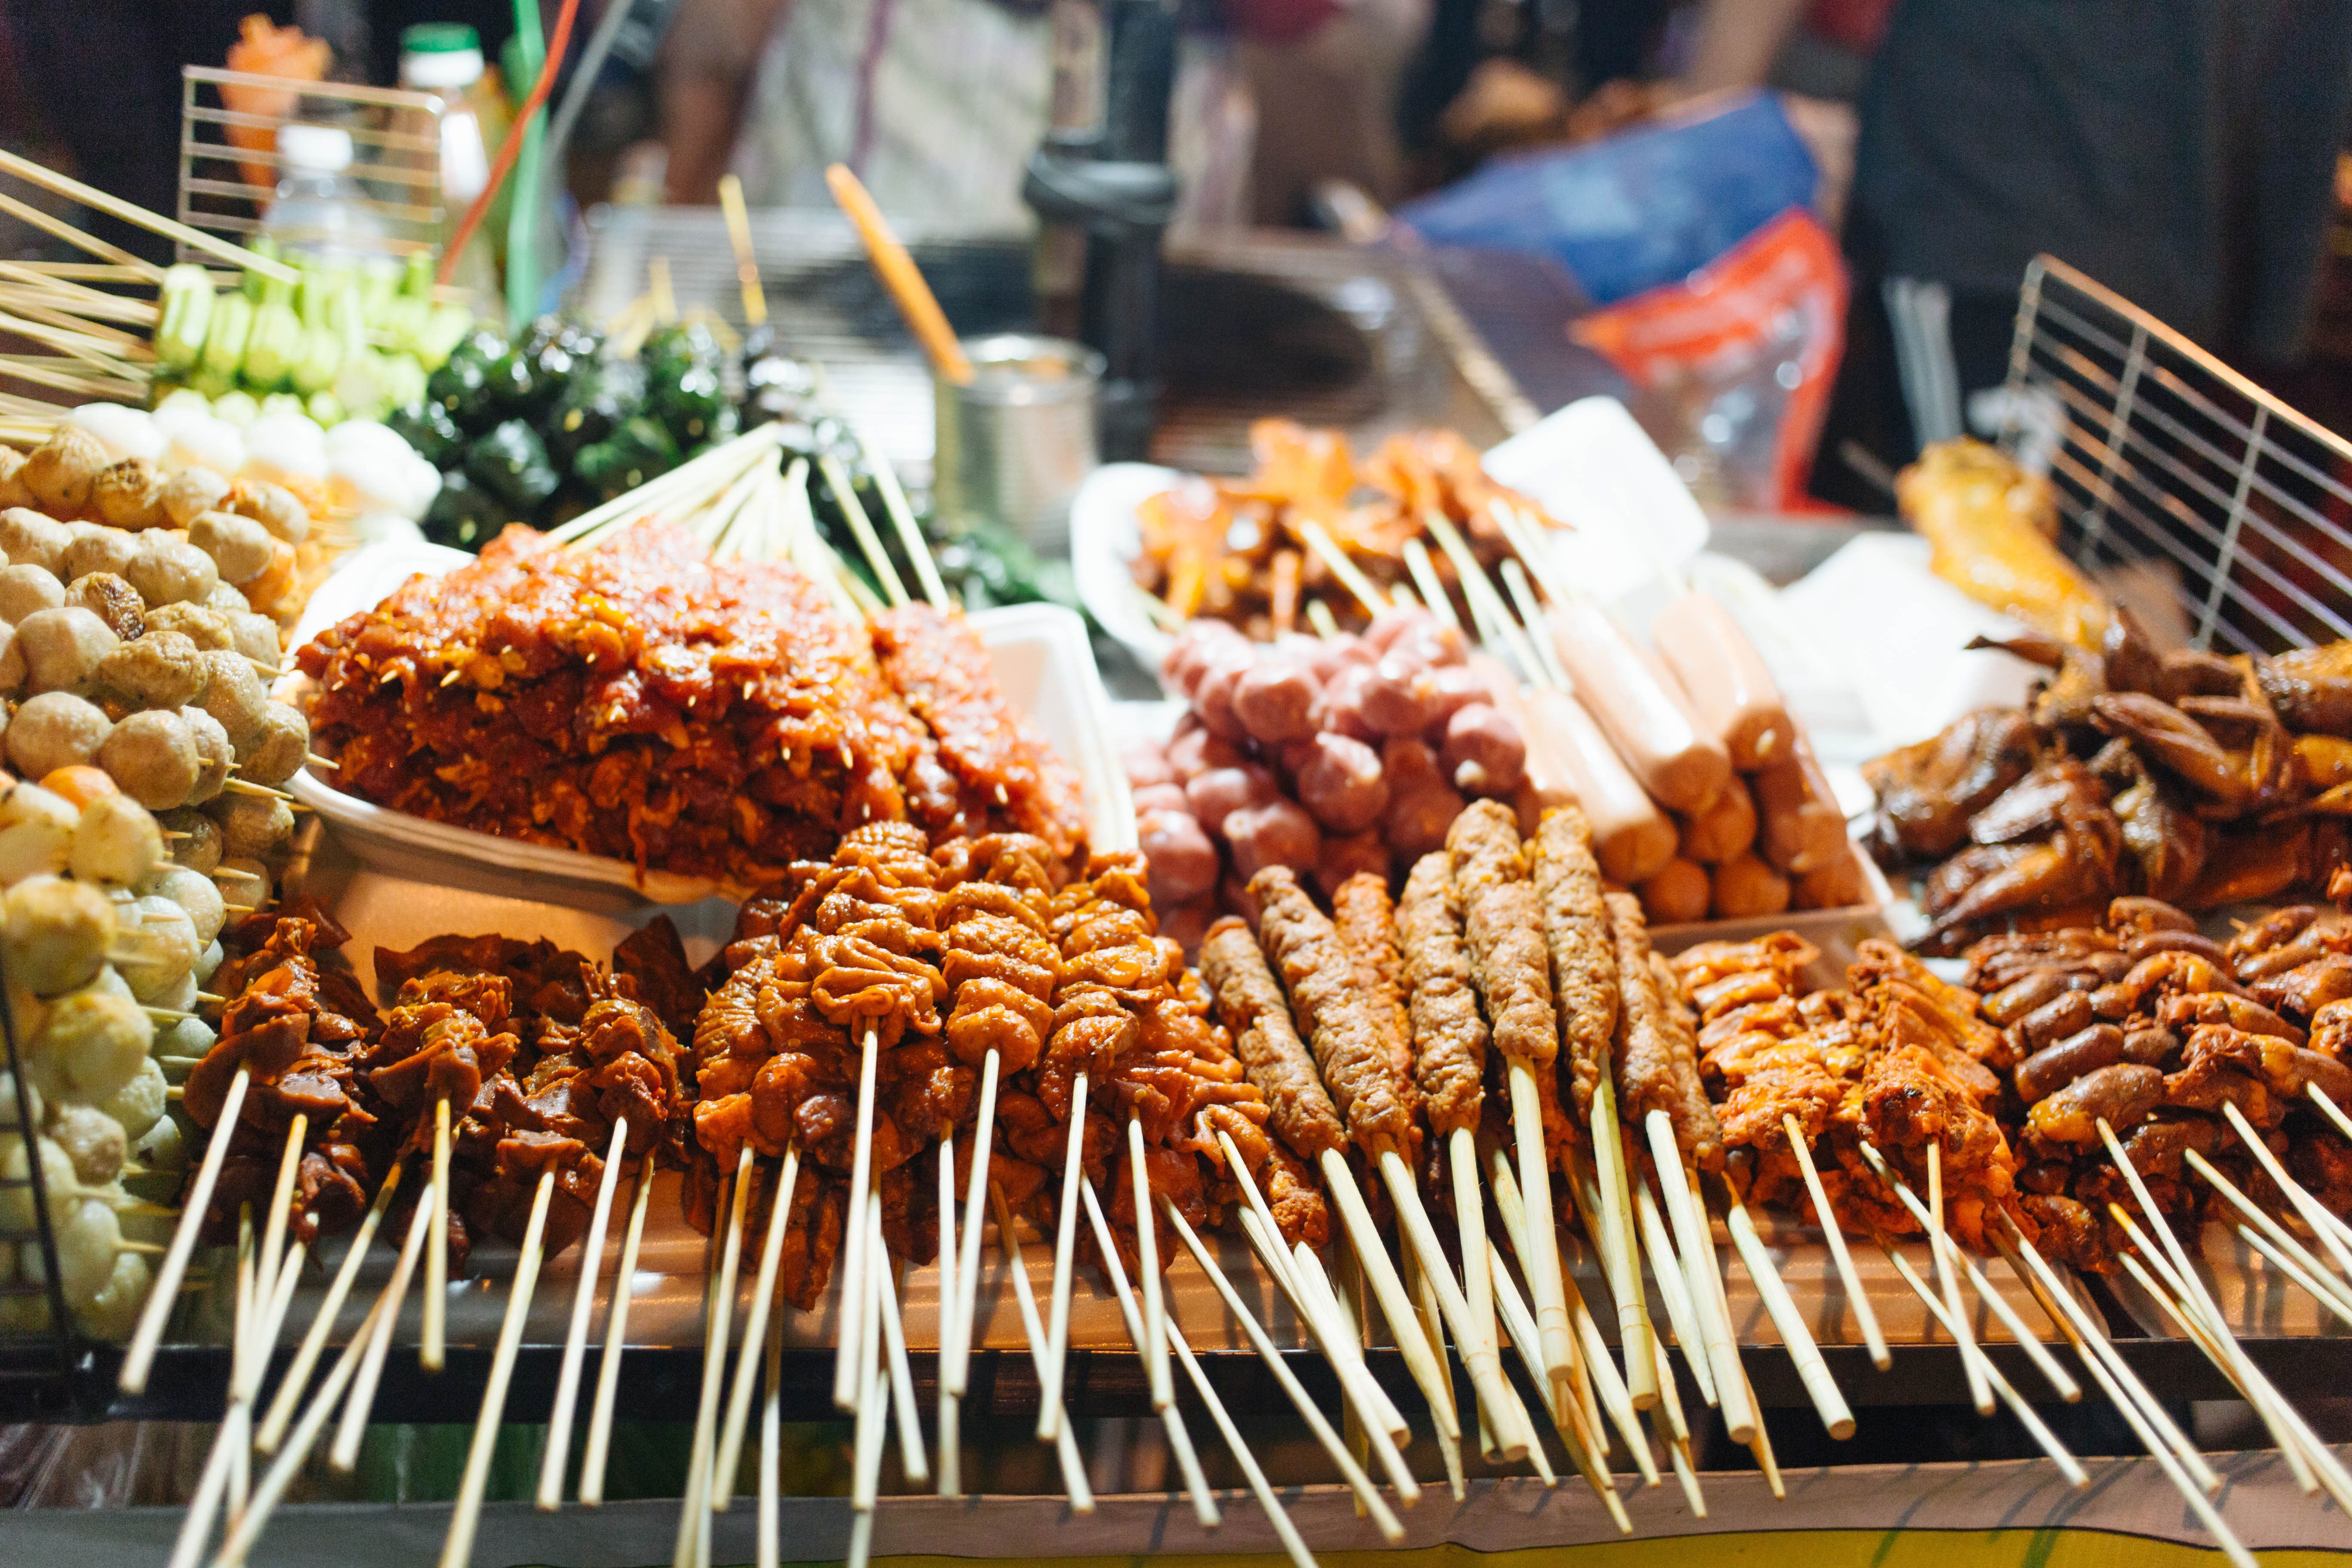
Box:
xmin=284 ymin=541 xmax=1133 ymax=910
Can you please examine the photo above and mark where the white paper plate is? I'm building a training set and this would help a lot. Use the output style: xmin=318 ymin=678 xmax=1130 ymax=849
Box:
xmin=285 ymin=541 xmax=1133 ymax=912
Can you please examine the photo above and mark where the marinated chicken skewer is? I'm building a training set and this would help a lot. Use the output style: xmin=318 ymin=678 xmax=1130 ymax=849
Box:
xmin=1246 ymin=864 xmax=1534 ymax=1461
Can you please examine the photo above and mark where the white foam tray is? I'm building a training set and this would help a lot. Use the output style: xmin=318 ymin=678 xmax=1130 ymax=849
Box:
xmin=283 ymin=539 xmax=1134 ymax=911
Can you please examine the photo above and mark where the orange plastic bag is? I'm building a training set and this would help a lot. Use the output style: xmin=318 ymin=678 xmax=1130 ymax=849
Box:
xmin=1573 ymin=208 xmax=1847 ymax=511
xmin=223 ymin=15 xmax=332 ymax=191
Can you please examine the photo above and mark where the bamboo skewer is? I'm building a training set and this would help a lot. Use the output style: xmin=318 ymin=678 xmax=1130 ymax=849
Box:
xmin=1317 ymin=1148 xmax=1460 ymax=1451
xmin=873 ymin=1195 xmax=931 ymax=1488
xmin=2220 ymin=1100 xmax=2352 ymax=1283
xmin=539 ymin=1119 xmax=633 ymax=1509
xmin=256 ymin=1163 xmax=403 ymax=1452
xmin=440 ymin=1169 xmax=557 ymax=1568
xmin=1925 ymin=1142 xmax=1991 ymax=1415
xmin=214 ymin=1200 xmax=430 ymax=1568
xmin=987 ymin=1184 xmax=1096 ymax=1510
xmin=1127 ymin=1116 xmax=1174 ymax=1412
xmin=1039 ymin=1070 xmax=1088 ymax=1441
xmin=714 ymin=1146 xmax=802 ymax=1509
xmin=935 ymin=1125 xmax=962 ymax=1498
xmin=1169 ymin=1317 xmax=1316 ymax=1568
xmin=1718 ymin=1183 xmax=1853 ymax=1438
xmin=580 ymin=1158 xmax=658 ymax=1505
xmin=333 ymin=1181 xmax=438 ymax=1472
xmin=1161 ymin=1194 xmax=1405 ymax=1540
xmin=846 ymin=1201 xmax=888 ymax=1568
xmin=1402 ymin=1240 xmax=1467 ymax=1499
xmin=1630 ymin=1176 xmax=1715 ymax=1409
xmin=1494 ymin=1141 xmax=1643 ymax=1480
xmin=425 ymin=1096 xmax=450 ymax=1372
xmin=824 ymin=163 xmax=972 ymax=384
xmin=1850 ymin=1146 xmax=2079 ymax=1402
xmin=1447 ymin=1125 xmax=1496 ymax=1371
xmin=123 ymin=1065 xmax=248 ymax=1393
xmin=945 ymin=1051 xmax=1001 ymax=1426
xmin=676 ymin=1147 xmax=756 ymax=1565
xmin=1504 ymin=1066 xmax=1577 ymax=1396
xmin=836 ymin=1026 xmax=882 ymax=1411
xmin=1074 ymin=1179 xmax=1216 ymax=1526
xmin=1589 ymin=1084 xmax=1657 ymax=1408
xmin=1377 ymin=1147 xmax=1534 ymax=1457
xmin=169 ymin=1211 xmax=255 ymax=1568
xmin=716 ymin=174 xmax=769 ymax=326
xmin=250 ymin=1117 xmax=307 ymax=1383
xmin=1643 ymin=1112 xmax=1753 ymax=1442
xmin=2187 ymin=1148 xmax=2352 ymax=1320
xmin=0 ymin=147 xmax=291 ymax=277
xmin=757 ymin=1263 xmax=786 ymax=1568
xmin=1782 ymin=1116 xmax=1891 ymax=1370
xmin=1489 ymin=1238 xmax=1629 ymax=1530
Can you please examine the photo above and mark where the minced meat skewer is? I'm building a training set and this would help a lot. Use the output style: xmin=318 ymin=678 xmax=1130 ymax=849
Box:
xmin=1533 ymin=805 xmax=1617 ymax=1126
xmin=1396 ymin=853 xmax=1487 ymax=1140
xmin=1608 ymin=892 xmax=1724 ymax=1170
xmin=1201 ymin=916 xmax=1349 ymax=1164
xmin=1248 ymin=862 xmax=1532 ymax=1461
xmin=1332 ymin=872 xmax=1422 ymax=1133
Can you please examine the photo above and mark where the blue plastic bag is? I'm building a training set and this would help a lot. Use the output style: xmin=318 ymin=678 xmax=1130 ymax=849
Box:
xmin=1396 ymin=91 xmax=1819 ymax=307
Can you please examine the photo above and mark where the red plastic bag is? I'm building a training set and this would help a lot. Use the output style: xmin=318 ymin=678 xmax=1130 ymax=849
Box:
xmin=1572 ymin=208 xmax=1847 ymax=511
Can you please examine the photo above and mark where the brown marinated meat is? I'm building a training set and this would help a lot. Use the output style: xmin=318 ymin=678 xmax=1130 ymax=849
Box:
xmin=1250 ymin=865 xmax=1419 ymax=1163
xmin=1200 ymin=916 xmax=1348 ymax=1159
xmin=1606 ymin=893 xmax=1723 ymax=1169
xmin=1395 ymin=852 xmax=1487 ymax=1138
xmin=1331 ymin=871 xmax=1421 ymax=1128
xmin=1532 ymin=804 xmax=1616 ymax=1124
xmin=1448 ymin=799 xmax=1559 ymax=1070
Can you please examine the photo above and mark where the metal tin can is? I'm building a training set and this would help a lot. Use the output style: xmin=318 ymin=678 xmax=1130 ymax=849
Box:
xmin=933 ymin=333 xmax=1103 ymax=555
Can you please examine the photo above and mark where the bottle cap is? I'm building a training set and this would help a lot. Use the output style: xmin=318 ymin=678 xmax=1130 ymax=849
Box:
xmin=401 ymin=23 xmax=485 ymax=88
xmin=276 ymin=123 xmax=355 ymax=174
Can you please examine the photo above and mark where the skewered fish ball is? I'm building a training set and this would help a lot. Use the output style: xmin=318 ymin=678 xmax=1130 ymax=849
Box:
xmin=77 ymin=1249 xmax=149 ymax=1341
xmin=206 ymin=790 xmax=290 ymax=861
xmin=69 ymin=793 xmax=163 ymax=888
xmin=125 ymin=533 xmax=217 ymax=609
xmin=95 ymin=710 xmax=196 ymax=811
xmin=194 ymin=651 xmax=265 ymax=748
xmin=216 ymin=857 xmax=270 ymax=910
xmin=98 ymin=629 xmax=206 ymax=710
xmin=17 ymin=607 xmax=118 ymax=695
xmin=94 ymin=1057 xmax=165 ymax=1145
xmin=0 ymin=781 xmax=75 ymax=883
xmin=0 ymin=1135 xmax=69 ymax=1233
xmin=157 ymin=807 xmax=220 ymax=874
xmin=21 ymin=428 xmax=107 ymax=516
xmin=28 ymin=983 xmax=150 ymax=1101
xmin=228 ymin=479 xmax=308 ymax=545
xmin=181 ymin=704 xmax=232 ymax=804
xmin=0 ymin=449 xmax=26 ymax=510
xmin=24 ymin=1195 xmax=125 ymax=1308
xmin=0 ymin=510 xmax=68 ymax=575
xmin=193 ymin=938 xmax=221 ymax=983
xmin=153 ymin=1015 xmax=212 ymax=1077
xmin=226 ymin=611 xmax=279 ymax=667
xmin=188 ymin=511 xmax=273 ymax=585
xmin=61 ymin=525 xmax=139 ymax=584
xmin=7 ymin=692 xmax=112 ymax=779
xmin=237 ymin=702 xmax=307 ymax=787
xmin=139 ymin=863 xmax=224 ymax=948
xmin=4 ymin=875 xmax=113 ymax=995
xmin=148 ymin=966 xmax=198 ymax=1013
xmin=206 ymin=582 xmax=251 ymax=616
xmin=91 ymin=458 xmax=166 ymax=531
xmin=160 ymin=468 xmax=229 ymax=529
xmin=0 ymin=1069 xmax=39 ymax=1127
xmin=63 ymin=572 xmax=142 ymax=642
xmin=0 ymin=564 xmax=63 ymax=623
xmin=50 ymin=1102 xmax=126 ymax=1186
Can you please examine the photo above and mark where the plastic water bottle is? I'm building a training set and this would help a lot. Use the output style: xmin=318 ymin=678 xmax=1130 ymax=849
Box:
xmin=399 ymin=22 xmax=502 ymax=308
xmin=264 ymin=123 xmax=391 ymax=261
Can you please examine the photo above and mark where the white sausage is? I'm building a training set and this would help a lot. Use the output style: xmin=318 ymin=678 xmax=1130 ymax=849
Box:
xmin=1546 ymin=600 xmax=1730 ymax=812
xmin=1651 ymin=590 xmax=1793 ymax=770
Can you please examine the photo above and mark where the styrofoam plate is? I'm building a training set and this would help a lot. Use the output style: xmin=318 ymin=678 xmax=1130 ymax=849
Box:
xmin=284 ymin=540 xmax=1133 ymax=910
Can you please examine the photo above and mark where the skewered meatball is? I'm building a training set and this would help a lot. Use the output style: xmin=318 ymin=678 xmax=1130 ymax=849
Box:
xmin=4 ymin=876 xmax=113 ymax=996
xmin=153 ymin=1014 xmax=213 ymax=1069
xmin=51 ymin=1102 xmax=126 ymax=1186
xmin=61 ymin=525 xmax=139 ymax=585
xmin=97 ymin=630 xmax=206 ymax=711
xmin=25 ymin=1194 xmax=126 ymax=1308
xmin=7 ymin=692 xmax=112 ymax=779
xmin=194 ymin=651 xmax=265 ymax=748
xmin=95 ymin=710 xmax=197 ymax=811
xmin=69 ymin=793 xmax=162 ymax=888
xmin=205 ymin=582 xmax=251 ymax=616
xmin=91 ymin=459 xmax=167 ymax=532
xmin=0 ymin=509 xmax=70 ymax=574
xmin=0 ymin=449 xmax=27 ymax=511
xmin=139 ymin=864 xmax=224 ymax=948
xmin=158 ymin=808 xmax=221 ymax=874
xmin=21 ymin=429 xmax=107 ymax=516
xmin=188 ymin=511 xmax=273 ymax=585
xmin=124 ymin=533 xmax=217 ymax=609
xmin=225 ymin=611 xmax=279 ymax=668
xmin=28 ymin=977 xmax=148 ymax=1102
xmin=16 ymin=607 xmax=117 ymax=695
xmin=63 ymin=573 xmax=143 ymax=642
xmin=0 ymin=564 xmax=62 ymax=623
xmin=236 ymin=702 xmax=307 ymax=786
xmin=206 ymin=790 xmax=291 ymax=860
xmin=227 ymin=480 xmax=308 ymax=545
xmin=159 ymin=468 xmax=229 ymax=530
xmin=95 ymin=1057 xmax=167 ymax=1146
xmin=215 ymin=857 xmax=270 ymax=910
xmin=116 ymin=896 xmax=196 ymax=1004
xmin=0 ymin=781 xmax=76 ymax=882
xmin=180 ymin=707 xmax=232 ymax=805
xmin=193 ymin=938 xmax=222 ymax=984
xmin=77 ymin=1250 xmax=151 ymax=1342
xmin=144 ymin=603 xmax=233 ymax=652
xmin=0 ymin=1136 xmax=68 ymax=1234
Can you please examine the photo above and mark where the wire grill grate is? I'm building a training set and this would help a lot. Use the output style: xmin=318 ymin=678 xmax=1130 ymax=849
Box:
xmin=2000 ymin=254 xmax=2352 ymax=655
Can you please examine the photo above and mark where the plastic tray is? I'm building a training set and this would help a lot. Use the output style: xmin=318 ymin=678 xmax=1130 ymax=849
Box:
xmin=284 ymin=540 xmax=1135 ymax=911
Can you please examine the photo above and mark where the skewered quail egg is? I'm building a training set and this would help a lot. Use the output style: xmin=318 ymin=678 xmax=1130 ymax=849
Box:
xmin=93 ymin=1056 xmax=166 ymax=1146
xmin=76 ymin=1249 xmax=150 ymax=1341
xmin=0 ymin=1134 xmax=69 ymax=1232
xmin=193 ymin=939 xmax=221 ymax=983
xmin=6 ymin=692 xmax=111 ymax=781
xmin=139 ymin=864 xmax=224 ymax=948
xmin=23 ymin=1194 xmax=125 ymax=1307
xmin=215 ymin=857 xmax=270 ymax=910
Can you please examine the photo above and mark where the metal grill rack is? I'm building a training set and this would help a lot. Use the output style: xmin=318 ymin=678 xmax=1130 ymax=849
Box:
xmin=177 ymin=67 xmax=450 ymax=264
xmin=1998 ymin=254 xmax=2352 ymax=655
